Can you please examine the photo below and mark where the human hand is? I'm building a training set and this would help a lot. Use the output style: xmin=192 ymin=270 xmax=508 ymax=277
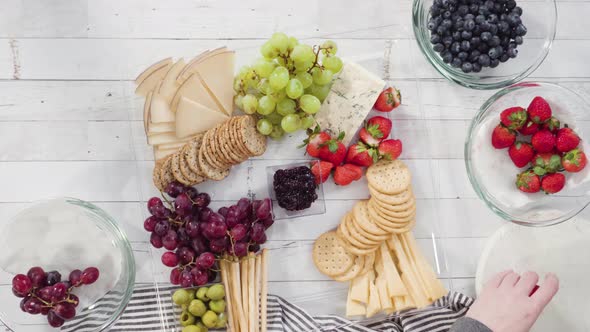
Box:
xmin=467 ymin=270 xmax=559 ymax=332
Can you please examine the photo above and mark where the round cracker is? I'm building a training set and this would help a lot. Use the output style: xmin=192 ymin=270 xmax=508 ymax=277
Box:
xmin=152 ymin=162 xmax=165 ymax=191
xmin=171 ymin=151 xmax=193 ymax=186
xmin=229 ymin=117 xmax=252 ymax=158
xmin=366 ymin=160 xmax=411 ymax=195
xmin=344 ymin=213 xmax=381 ymax=247
xmin=353 ymin=201 xmax=389 ymax=238
xmin=159 ymin=156 xmax=175 ymax=189
xmin=186 ymin=135 xmax=206 ymax=176
xmin=338 ymin=218 xmax=375 ymax=250
xmin=369 ymin=201 xmax=416 ymax=225
xmin=369 ymin=199 xmax=416 ymax=219
xmin=376 ymin=218 xmax=417 ymax=234
xmin=180 ymin=144 xmax=206 ymax=184
xmin=203 ymin=127 xmax=230 ymax=170
xmin=198 ymin=142 xmax=230 ymax=181
xmin=372 ymin=193 xmax=416 ymax=213
xmin=332 ymin=254 xmax=365 ymax=282
xmin=212 ymin=123 xmax=234 ymax=166
xmin=237 ymin=115 xmax=267 ymax=156
xmin=338 ymin=233 xmax=379 ymax=256
xmin=370 ymin=187 xmax=414 ymax=206
xmin=217 ymin=122 xmax=243 ymax=165
xmin=313 ymin=231 xmax=355 ymax=277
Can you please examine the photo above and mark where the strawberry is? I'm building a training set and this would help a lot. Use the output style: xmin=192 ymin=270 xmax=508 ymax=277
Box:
xmin=541 ymin=172 xmax=566 ymax=194
xmin=491 ymin=124 xmax=516 ymax=149
xmin=518 ymin=120 xmax=539 ymax=136
xmin=318 ymin=132 xmax=347 ymax=165
xmin=555 ymin=127 xmax=580 ymax=153
xmin=310 ymin=160 xmax=334 ymax=184
xmin=346 ymin=142 xmax=379 ymax=167
xmin=334 ymin=164 xmax=363 ymax=186
xmin=516 ymin=170 xmax=541 ymax=193
xmin=541 ymin=117 xmax=560 ymax=133
xmin=562 ymin=149 xmax=587 ymax=173
xmin=531 ymin=129 xmax=556 ymax=153
xmin=358 ymin=128 xmax=381 ymax=146
xmin=527 ymin=96 xmax=552 ymax=124
xmin=378 ymin=139 xmax=403 ymax=160
xmin=301 ymin=126 xmax=331 ymax=158
xmin=500 ymin=106 xmax=527 ymax=130
xmin=508 ymin=142 xmax=534 ymax=168
xmin=374 ymin=87 xmax=401 ymax=112
xmin=532 ymin=152 xmax=562 ymax=176
xmin=367 ymin=116 xmax=392 ymax=140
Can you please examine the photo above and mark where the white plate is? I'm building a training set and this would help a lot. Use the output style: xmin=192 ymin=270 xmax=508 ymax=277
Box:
xmin=475 ymin=218 xmax=590 ymax=332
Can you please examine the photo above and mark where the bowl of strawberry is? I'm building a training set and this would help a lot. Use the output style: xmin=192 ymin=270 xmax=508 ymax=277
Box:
xmin=466 ymin=82 xmax=590 ymax=226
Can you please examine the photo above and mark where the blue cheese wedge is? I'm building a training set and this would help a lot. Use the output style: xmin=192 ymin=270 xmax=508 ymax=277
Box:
xmin=315 ymin=62 xmax=385 ymax=146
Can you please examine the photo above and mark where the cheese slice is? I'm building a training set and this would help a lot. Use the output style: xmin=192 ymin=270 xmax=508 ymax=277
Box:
xmin=148 ymin=121 xmax=175 ymax=134
xmin=379 ymin=243 xmax=407 ymax=297
xmin=366 ymin=273 xmax=382 ymax=318
xmin=350 ymin=272 xmax=370 ymax=304
xmin=176 ymin=97 xmax=228 ymax=138
xmin=177 ymin=47 xmax=229 ymax=84
xmin=171 ymin=74 xmax=222 ymax=114
xmin=376 ymin=277 xmax=394 ymax=311
xmin=150 ymin=92 xmax=175 ymax=124
xmin=315 ymin=62 xmax=385 ymax=146
xmin=154 ymin=146 xmax=178 ymax=161
xmin=346 ymin=283 xmax=367 ymax=317
xmin=135 ymin=57 xmax=172 ymax=85
xmin=389 ymin=235 xmax=430 ymax=308
xmin=135 ymin=59 xmax=173 ymax=96
xmin=147 ymin=132 xmax=191 ymax=146
xmin=156 ymin=140 xmax=190 ymax=150
xmin=143 ymin=91 xmax=153 ymax=133
xmin=399 ymin=234 xmax=431 ymax=303
xmin=402 ymin=233 xmax=448 ymax=301
xmin=180 ymin=51 xmax=235 ymax=116
xmin=158 ymin=58 xmax=186 ymax=103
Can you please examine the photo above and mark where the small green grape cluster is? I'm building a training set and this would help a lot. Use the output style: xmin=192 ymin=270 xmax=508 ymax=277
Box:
xmin=234 ymin=33 xmax=343 ymax=139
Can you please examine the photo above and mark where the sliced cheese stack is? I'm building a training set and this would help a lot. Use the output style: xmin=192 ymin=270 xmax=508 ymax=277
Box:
xmin=134 ymin=47 xmax=235 ymax=161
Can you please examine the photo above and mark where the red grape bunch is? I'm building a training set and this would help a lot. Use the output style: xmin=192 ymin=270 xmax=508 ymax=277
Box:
xmin=12 ymin=266 xmax=100 ymax=328
xmin=145 ymin=181 xmax=274 ymax=288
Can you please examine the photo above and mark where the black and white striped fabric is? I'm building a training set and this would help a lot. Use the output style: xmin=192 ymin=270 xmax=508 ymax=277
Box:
xmin=62 ymin=285 xmax=473 ymax=332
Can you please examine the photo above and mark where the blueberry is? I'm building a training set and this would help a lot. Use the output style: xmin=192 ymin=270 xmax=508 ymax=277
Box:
xmin=436 ymin=25 xmax=446 ymax=35
xmin=469 ymin=4 xmax=479 ymax=13
xmin=451 ymin=41 xmax=462 ymax=54
xmin=495 ymin=45 xmax=504 ymax=55
xmin=488 ymin=47 xmax=500 ymax=59
xmin=430 ymin=5 xmax=441 ymax=16
xmin=454 ymin=18 xmax=464 ymax=29
xmin=500 ymin=36 xmax=510 ymax=46
xmin=464 ymin=20 xmax=476 ymax=31
xmin=484 ymin=0 xmax=494 ymax=9
xmin=478 ymin=54 xmax=491 ymax=66
xmin=472 ymin=62 xmax=482 ymax=72
xmin=493 ymin=3 xmax=503 ymax=13
xmin=478 ymin=6 xmax=490 ymax=16
xmin=507 ymin=13 xmax=521 ymax=27
xmin=458 ymin=5 xmax=469 ymax=14
xmin=442 ymin=51 xmax=454 ymax=63
xmin=506 ymin=0 xmax=516 ymax=9
xmin=500 ymin=14 xmax=508 ymax=22
xmin=434 ymin=0 xmax=443 ymax=6
xmin=442 ymin=0 xmax=450 ymax=7
xmin=458 ymin=51 xmax=469 ymax=60
xmin=498 ymin=21 xmax=510 ymax=34
xmin=443 ymin=36 xmax=454 ymax=47
xmin=430 ymin=34 xmax=441 ymax=44
xmin=507 ymin=47 xmax=518 ymax=58
xmin=433 ymin=43 xmax=445 ymax=52
xmin=461 ymin=62 xmax=473 ymax=73
xmin=475 ymin=15 xmax=486 ymax=24
xmin=470 ymin=36 xmax=481 ymax=46
xmin=481 ymin=31 xmax=492 ymax=42
xmin=465 ymin=13 xmax=475 ymax=21
xmin=488 ymin=35 xmax=501 ymax=47
xmin=488 ymin=14 xmax=499 ymax=24
xmin=451 ymin=57 xmax=462 ymax=68
xmin=443 ymin=10 xmax=452 ymax=18
xmin=515 ymin=36 xmax=523 ymax=45
xmin=448 ymin=4 xmax=457 ymax=12
xmin=461 ymin=40 xmax=471 ymax=51
xmin=480 ymin=22 xmax=491 ymax=31
xmin=469 ymin=50 xmax=481 ymax=62
xmin=442 ymin=19 xmax=453 ymax=28
xmin=452 ymin=30 xmax=461 ymax=41
xmin=512 ymin=6 xmax=523 ymax=16
xmin=515 ymin=24 xmax=527 ymax=36
xmin=427 ymin=20 xmax=438 ymax=31
xmin=489 ymin=24 xmax=498 ymax=35
xmin=461 ymin=31 xmax=473 ymax=40
xmin=478 ymin=43 xmax=489 ymax=53
xmin=490 ymin=58 xmax=500 ymax=68
xmin=500 ymin=54 xmax=510 ymax=62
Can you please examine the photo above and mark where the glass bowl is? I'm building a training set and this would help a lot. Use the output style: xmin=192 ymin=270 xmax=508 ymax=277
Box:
xmin=0 ymin=198 xmax=136 ymax=331
xmin=412 ymin=0 xmax=557 ymax=89
xmin=465 ymin=82 xmax=590 ymax=226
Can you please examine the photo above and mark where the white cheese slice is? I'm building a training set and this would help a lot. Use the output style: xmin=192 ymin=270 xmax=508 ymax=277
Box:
xmin=150 ymin=92 xmax=175 ymax=124
xmin=177 ymin=47 xmax=229 ymax=84
xmin=154 ymin=146 xmax=178 ymax=161
xmin=376 ymin=276 xmax=394 ymax=311
xmin=143 ymin=90 xmax=153 ymax=134
xmin=147 ymin=132 xmax=192 ymax=146
xmin=346 ymin=283 xmax=367 ymax=317
xmin=148 ymin=122 xmax=175 ymax=135
xmin=135 ymin=58 xmax=173 ymax=96
xmin=180 ymin=51 xmax=235 ymax=116
xmin=315 ymin=62 xmax=385 ymax=146
xmin=350 ymin=272 xmax=370 ymax=304
xmin=176 ymin=97 xmax=228 ymax=139
xmin=379 ymin=242 xmax=407 ymax=297
xmin=158 ymin=58 xmax=186 ymax=103
xmin=170 ymin=74 xmax=222 ymax=114
xmin=366 ymin=272 xmax=382 ymax=318
xmin=156 ymin=140 xmax=189 ymax=150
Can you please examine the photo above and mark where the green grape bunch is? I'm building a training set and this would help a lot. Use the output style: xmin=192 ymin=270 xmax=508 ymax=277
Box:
xmin=233 ymin=33 xmax=343 ymax=139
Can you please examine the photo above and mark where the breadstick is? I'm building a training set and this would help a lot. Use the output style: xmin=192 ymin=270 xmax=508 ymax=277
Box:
xmin=231 ymin=260 xmax=247 ymax=331
xmin=220 ymin=260 xmax=237 ymax=332
xmin=260 ymin=249 xmax=269 ymax=332
xmin=248 ymin=253 xmax=256 ymax=332
xmin=255 ymin=253 xmax=262 ymax=332
xmin=241 ymin=257 xmax=249 ymax=330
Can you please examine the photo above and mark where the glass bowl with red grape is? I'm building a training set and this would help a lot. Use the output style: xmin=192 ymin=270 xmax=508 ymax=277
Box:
xmin=0 ymin=198 xmax=135 ymax=331
xmin=146 ymin=181 xmax=275 ymax=289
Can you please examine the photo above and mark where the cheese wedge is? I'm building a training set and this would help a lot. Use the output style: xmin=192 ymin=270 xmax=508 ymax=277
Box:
xmin=176 ymin=97 xmax=228 ymax=138
xmin=147 ymin=132 xmax=192 ymax=146
xmin=366 ymin=273 xmax=382 ymax=318
xmin=154 ymin=147 xmax=178 ymax=161
xmin=135 ymin=57 xmax=172 ymax=85
xmin=148 ymin=121 xmax=175 ymax=134
xmin=143 ymin=91 xmax=153 ymax=133
xmin=376 ymin=277 xmax=394 ymax=311
xmin=159 ymin=58 xmax=186 ymax=103
xmin=389 ymin=236 xmax=430 ymax=308
xmin=135 ymin=59 xmax=173 ymax=96
xmin=150 ymin=92 xmax=175 ymax=124
xmin=171 ymin=74 xmax=222 ymax=114
xmin=346 ymin=283 xmax=367 ymax=317
xmin=398 ymin=234 xmax=431 ymax=302
xmin=350 ymin=272 xmax=370 ymax=304
xmin=177 ymin=47 xmax=229 ymax=84
xmin=379 ymin=243 xmax=407 ymax=297
xmin=180 ymin=51 xmax=235 ymax=116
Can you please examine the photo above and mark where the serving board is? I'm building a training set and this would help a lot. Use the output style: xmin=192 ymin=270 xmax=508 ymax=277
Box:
xmin=0 ymin=0 xmax=590 ymax=329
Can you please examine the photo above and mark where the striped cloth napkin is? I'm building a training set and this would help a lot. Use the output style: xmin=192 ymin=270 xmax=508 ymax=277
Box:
xmin=62 ymin=285 xmax=473 ymax=332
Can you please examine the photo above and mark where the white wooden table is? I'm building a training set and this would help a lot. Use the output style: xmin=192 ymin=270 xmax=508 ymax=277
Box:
xmin=1 ymin=0 xmax=590 ymax=329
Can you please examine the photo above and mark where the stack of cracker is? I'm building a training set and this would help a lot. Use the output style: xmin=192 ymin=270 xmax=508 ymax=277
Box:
xmin=313 ymin=160 xmax=447 ymax=318
xmin=153 ymin=115 xmax=266 ymax=190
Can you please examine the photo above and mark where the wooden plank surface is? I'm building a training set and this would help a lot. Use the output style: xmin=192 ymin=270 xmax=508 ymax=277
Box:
xmin=0 ymin=0 xmax=588 ymax=330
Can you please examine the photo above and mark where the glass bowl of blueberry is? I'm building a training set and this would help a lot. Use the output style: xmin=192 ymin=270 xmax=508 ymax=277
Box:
xmin=413 ymin=0 xmax=557 ymax=89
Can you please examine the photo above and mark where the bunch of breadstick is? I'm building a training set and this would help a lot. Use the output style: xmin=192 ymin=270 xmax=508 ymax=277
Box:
xmin=220 ymin=249 xmax=268 ymax=332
